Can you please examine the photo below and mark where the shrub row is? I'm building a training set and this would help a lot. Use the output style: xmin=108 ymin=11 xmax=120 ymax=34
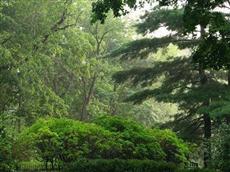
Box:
xmin=64 ymin=159 xmax=217 ymax=172
xmin=64 ymin=159 xmax=177 ymax=172
xmin=178 ymin=169 xmax=216 ymax=172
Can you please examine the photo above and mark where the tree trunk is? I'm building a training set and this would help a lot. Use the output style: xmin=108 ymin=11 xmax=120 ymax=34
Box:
xmin=80 ymin=73 xmax=97 ymax=120
xmin=199 ymin=67 xmax=211 ymax=167
xmin=96 ymin=42 xmax=100 ymax=56
xmin=17 ymin=118 xmax=21 ymax=133
xmin=228 ymin=70 xmax=230 ymax=86
xmin=203 ymin=113 xmax=212 ymax=167
xmin=80 ymin=97 xmax=88 ymax=121
xmin=226 ymin=70 xmax=230 ymax=124
xmin=109 ymin=84 xmax=118 ymax=115
xmin=199 ymin=25 xmax=212 ymax=168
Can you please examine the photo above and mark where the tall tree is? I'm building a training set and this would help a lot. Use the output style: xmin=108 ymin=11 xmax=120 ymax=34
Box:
xmin=1 ymin=0 xmax=137 ymax=124
xmin=92 ymin=0 xmax=230 ymax=167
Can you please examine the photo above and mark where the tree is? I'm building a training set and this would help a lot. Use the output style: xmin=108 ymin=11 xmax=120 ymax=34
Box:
xmin=1 ymin=0 xmax=140 ymax=125
xmin=92 ymin=0 xmax=230 ymax=167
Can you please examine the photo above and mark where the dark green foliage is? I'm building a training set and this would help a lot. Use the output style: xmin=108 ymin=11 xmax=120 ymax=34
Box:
xmin=93 ymin=115 xmax=144 ymax=132
xmin=193 ymin=35 xmax=230 ymax=70
xmin=177 ymin=169 xmax=216 ymax=172
xmin=113 ymin=57 xmax=192 ymax=87
xmin=110 ymin=37 xmax=197 ymax=59
xmin=93 ymin=0 xmax=230 ymax=70
xmin=211 ymin=123 xmax=230 ymax=172
xmin=92 ymin=0 xmax=140 ymax=23
xmin=64 ymin=159 xmax=217 ymax=172
xmin=91 ymin=0 xmax=181 ymax=23
xmin=93 ymin=0 xmax=230 ymax=147
xmin=64 ymin=159 xmax=177 ymax=172
xmin=118 ymin=56 xmax=230 ymax=142
xmin=136 ymin=8 xmax=184 ymax=34
xmin=0 ymin=126 xmax=16 ymax=171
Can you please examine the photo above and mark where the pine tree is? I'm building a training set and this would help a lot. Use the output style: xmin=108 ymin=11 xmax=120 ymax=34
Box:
xmin=92 ymin=0 xmax=230 ymax=167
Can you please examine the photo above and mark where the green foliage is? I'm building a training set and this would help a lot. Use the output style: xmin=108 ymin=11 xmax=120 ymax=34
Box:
xmin=2 ymin=1 xmax=230 ymax=171
xmin=0 ymin=0 xmax=134 ymax=123
xmin=136 ymin=8 xmax=184 ymax=34
xmin=210 ymin=123 xmax=230 ymax=172
xmin=19 ymin=160 xmax=44 ymax=171
xmin=64 ymin=159 xmax=177 ymax=172
xmin=92 ymin=3 xmax=230 ymax=170
xmin=93 ymin=0 xmax=230 ymax=145
xmin=17 ymin=116 xmax=189 ymax=164
xmin=177 ymin=169 xmax=216 ymax=172
xmin=18 ymin=118 xmax=114 ymax=162
xmin=94 ymin=116 xmax=189 ymax=163
xmin=151 ymin=129 xmax=190 ymax=164
xmin=193 ymin=35 xmax=230 ymax=70
xmin=0 ymin=126 xmax=16 ymax=171
xmin=93 ymin=115 xmax=144 ymax=132
xmin=110 ymin=37 xmax=196 ymax=59
xmin=92 ymin=0 xmax=137 ymax=23
xmin=93 ymin=116 xmax=165 ymax=160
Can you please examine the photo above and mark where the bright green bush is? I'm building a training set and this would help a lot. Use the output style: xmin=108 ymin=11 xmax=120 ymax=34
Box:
xmin=18 ymin=116 xmax=189 ymax=165
xmin=94 ymin=116 xmax=189 ymax=163
xmin=95 ymin=116 xmax=166 ymax=160
xmin=18 ymin=118 xmax=116 ymax=164
xmin=150 ymin=129 xmax=190 ymax=163
xmin=64 ymin=159 xmax=177 ymax=172
xmin=93 ymin=115 xmax=144 ymax=132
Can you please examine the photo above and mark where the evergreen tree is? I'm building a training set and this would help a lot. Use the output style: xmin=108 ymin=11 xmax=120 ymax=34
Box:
xmin=92 ymin=0 xmax=230 ymax=167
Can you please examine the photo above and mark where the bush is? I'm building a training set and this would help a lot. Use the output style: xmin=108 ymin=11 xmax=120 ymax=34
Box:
xmin=17 ymin=116 xmax=189 ymax=166
xmin=94 ymin=116 xmax=166 ymax=160
xmin=18 ymin=118 xmax=117 ymax=164
xmin=150 ymin=129 xmax=190 ymax=163
xmin=94 ymin=116 xmax=189 ymax=163
xmin=64 ymin=159 xmax=177 ymax=172
xmin=0 ymin=126 xmax=16 ymax=171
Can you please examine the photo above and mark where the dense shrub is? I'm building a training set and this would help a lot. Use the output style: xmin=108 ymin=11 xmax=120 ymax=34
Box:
xmin=65 ymin=160 xmax=217 ymax=172
xmin=150 ymin=129 xmax=189 ymax=163
xmin=64 ymin=159 xmax=177 ymax=172
xmin=94 ymin=116 xmax=166 ymax=160
xmin=93 ymin=115 xmax=144 ymax=132
xmin=0 ymin=126 xmax=16 ymax=171
xmin=94 ymin=116 xmax=189 ymax=163
xmin=18 ymin=116 xmax=189 ymax=166
xmin=18 ymin=118 xmax=117 ymax=164
xmin=210 ymin=123 xmax=230 ymax=172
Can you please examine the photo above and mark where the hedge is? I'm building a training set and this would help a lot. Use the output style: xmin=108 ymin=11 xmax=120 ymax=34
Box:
xmin=17 ymin=159 xmax=217 ymax=172
xmin=64 ymin=159 xmax=177 ymax=172
xmin=64 ymin=159 xmax=217 ymax=172
xmin=178 ymin=169 xmax=216 ymax=172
